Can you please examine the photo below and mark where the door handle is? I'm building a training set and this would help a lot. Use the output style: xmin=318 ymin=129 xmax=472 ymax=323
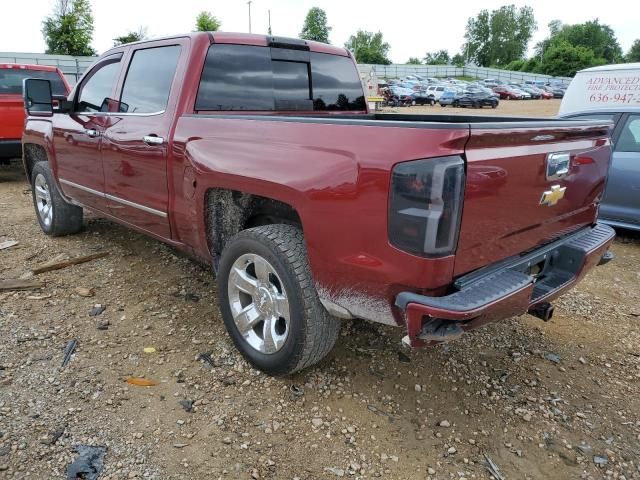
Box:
xmin=84 ymin=129 xmax=100 ymax=138
xmin=143 ymin=135 xmax=164 ymax=146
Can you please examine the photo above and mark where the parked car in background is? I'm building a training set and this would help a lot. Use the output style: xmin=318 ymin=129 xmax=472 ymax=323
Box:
xmin=543 ymin=85 xmax=565 ymax=98
xmin=20 ymin=32 xmax=615 ymax=374
xmin=438 ymin=88 xmax=461 ymax=106
xmin=0 ymin=64 xmax=70 ymax=163
xmin=426 ymin=84 xmax=447 ymax=100
xmin=492 ymin=85 xmax=524 ymax=100
xmin=452 ymin=90 xmax=499 ymax=109
xmin=559 ymin=63 xmax=640 ymax=231
xmin=509 ymin=83 xmax=541 ymax=99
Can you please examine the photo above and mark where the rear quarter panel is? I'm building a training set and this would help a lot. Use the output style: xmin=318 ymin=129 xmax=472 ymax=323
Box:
xmin=172 ymin=116 xmax=469 ymax=324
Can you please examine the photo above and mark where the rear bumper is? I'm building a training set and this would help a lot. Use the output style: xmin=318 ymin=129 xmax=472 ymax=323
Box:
xmin=0 ymin=140 xmax=21 ymax=159
xmin=396 ymin=223 xmax=615 ymax=347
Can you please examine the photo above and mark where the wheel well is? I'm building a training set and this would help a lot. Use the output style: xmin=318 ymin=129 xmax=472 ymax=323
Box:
xmin=23 ymin=144 xmax=48 ymax=182
xmin=205 ymin=188 xmax=302 ymax=258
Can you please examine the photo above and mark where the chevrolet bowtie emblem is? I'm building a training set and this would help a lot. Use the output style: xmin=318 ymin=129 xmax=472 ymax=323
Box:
xmin=540 ymin=185 xmax=566 ymax=206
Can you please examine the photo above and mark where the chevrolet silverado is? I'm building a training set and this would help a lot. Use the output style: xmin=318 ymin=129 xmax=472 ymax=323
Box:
xmin=21 ymin=32 xmax=615 ymax=375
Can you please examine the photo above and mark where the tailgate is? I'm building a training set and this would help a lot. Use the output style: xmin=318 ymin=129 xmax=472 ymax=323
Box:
xmin=0 ymin=94 xmax=25 ymax=140
xmin=454 ymin=121 xmax=612 ymax=276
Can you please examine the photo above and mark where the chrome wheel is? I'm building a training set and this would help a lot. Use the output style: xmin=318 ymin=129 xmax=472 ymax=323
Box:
xmin=34 ymin=173 xmax=53 ymax=227
xmin=227 ymin=253 xmax=290 ymax=354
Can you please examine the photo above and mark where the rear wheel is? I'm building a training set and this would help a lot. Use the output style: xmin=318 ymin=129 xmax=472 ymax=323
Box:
xmin=31 ymin=162 xmax=83 ymax=236
xmin=218 ymin=224 xmax=341 ymax=375
xmin=452 ymin=100 xmax=459 ymax=108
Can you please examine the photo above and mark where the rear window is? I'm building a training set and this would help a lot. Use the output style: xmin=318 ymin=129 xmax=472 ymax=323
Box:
xmin=196 ymin=44 xmax=365 ymax=111
xmin=0 ymin=68 xmax=67 ymax=96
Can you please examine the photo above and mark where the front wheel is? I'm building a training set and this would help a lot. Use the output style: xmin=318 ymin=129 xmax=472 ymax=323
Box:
xmin=217 ymin=224 xmax=341 ymax=375
xmin=31 ymin=162 xmax=83 ymax=236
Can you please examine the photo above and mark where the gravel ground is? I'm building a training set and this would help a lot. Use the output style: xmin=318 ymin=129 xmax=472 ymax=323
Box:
xmin=1 ymin=108 xmax=639 ymax=479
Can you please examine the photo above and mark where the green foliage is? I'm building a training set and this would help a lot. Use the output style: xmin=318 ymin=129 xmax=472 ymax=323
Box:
xmin=451 ymin=53 xmax=465 ymax=67
xmin=113 ymin=28 xmax=147 ymax=47
xmin=504 ymin=59 xmax=526 ymax=71
xmin=195 ymin=11 xmax=221 ymax=32
xmin=464 ymin=5 xmax=536 ymax=67
xmin=627 ymin=39 xmax=640 ymax=62
xmin=345 ymin=31 xmax=391 ymax=65
xmin=42 ymin=0 xmax=96 ymax=56
xmin=539 ymin=41 xmax=606 ymax=77
xmin=536 ymin=20 xmax=622 ymax=64
xmin=406 ymin=57 xmax=422 ymax=65
xmin=423 ymin=50 xmax=450 ymax=65
xmin=299 ymin=7 xmax=331 ymax=43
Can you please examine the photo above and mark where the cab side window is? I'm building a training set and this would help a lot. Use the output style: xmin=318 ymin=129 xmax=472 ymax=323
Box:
xmin=616 ymin=115 xmax=640 ymax=153
xmin=119 ymin=46 xmax=181 ymax=114
xmin=76 ymin=57 xmax=121 ymax=112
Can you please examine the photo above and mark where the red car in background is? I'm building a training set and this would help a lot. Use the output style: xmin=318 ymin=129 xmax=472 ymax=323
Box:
xmin=0 ymin=64 xmax=70 ymax=163
xmin=492 ymin=85 xmax=522 ymax=100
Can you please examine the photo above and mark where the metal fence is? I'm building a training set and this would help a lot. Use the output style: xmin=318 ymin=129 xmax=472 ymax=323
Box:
xmin=358 ymin=63 xmax=572 ymax=85
xmin=0 ymin=52 xmax=96 ymax=84
xmin=1 ymin=52 xmax=572 ymax=86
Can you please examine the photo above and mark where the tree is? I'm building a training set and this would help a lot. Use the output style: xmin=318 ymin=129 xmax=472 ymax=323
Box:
xmin=536 ymin=20 xmax=622 ymax=64
xmin=194 ymin=11 xmax=221 ymax=32
xmin=299 ymin=7 xmax=331 ymax=43
xmin=406 ymin=57 xmax=422 ymax=65
xmin=628 ymin=39 xmax=640 ymax=62
xmin=423 ymin=50 xmax=450 ymax=65
xmin=345 ymin=31 xmax=391 ymax=65
xmin=463 ymin=5 xmax=536 ymax=67
xmin=451 ymin=53 xmax=465 ymax=67
xmin=539 ymin=41 xmax=605 ymax=77
xmin=113 ymin=27 xmax=147 ymax=47
xmin=42 ymin=0 xmax=96 ymax=56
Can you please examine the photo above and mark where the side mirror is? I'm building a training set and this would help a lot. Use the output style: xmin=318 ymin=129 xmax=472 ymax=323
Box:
xmin=23 ymin=78 xmax=53 ymax=117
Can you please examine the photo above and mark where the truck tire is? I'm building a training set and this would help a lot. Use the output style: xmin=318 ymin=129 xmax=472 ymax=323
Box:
xmin=31 ymin=162 xmax=83 ymax=236
xmin=217 ymin=224 xmax=341 ymax=375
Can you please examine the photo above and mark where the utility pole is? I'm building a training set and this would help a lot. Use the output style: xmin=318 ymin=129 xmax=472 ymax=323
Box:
xmin=268 ymin=9 xmax=272 ymax=36
xmin=247 ymin=1 xmax=252 ymax=33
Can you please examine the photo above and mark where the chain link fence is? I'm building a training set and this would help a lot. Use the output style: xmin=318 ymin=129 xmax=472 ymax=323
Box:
xmin=358 ymin=63 xmax=572 ymax=85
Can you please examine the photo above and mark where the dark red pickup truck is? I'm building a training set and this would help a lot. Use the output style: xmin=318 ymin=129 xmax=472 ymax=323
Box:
xmin=22 ymin=32 xmax=615 ymax=375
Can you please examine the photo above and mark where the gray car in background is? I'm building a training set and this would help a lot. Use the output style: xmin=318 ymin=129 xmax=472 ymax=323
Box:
xmin=559 ymin=111 xmax=640 ymax=232
xmin=559 ymin=64 xmax=640 ymax=232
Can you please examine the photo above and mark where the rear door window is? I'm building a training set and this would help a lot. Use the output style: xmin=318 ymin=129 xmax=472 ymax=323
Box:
xmin=120 ymin=45 xmax=181 ymax=114
xmin=196 ymin=44 xmax=365 ymax=111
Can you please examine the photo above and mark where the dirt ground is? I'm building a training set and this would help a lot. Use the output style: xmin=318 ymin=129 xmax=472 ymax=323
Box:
xmin=1 ymin=102 xmax=639 ymax=480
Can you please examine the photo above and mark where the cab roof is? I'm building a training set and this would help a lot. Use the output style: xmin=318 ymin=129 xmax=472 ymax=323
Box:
xmin=103 ymin=31 xmax=351 ymax=57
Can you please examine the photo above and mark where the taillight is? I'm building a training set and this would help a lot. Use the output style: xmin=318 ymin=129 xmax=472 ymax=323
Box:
xmin=388 ymin=156 xmax=465 ymax=257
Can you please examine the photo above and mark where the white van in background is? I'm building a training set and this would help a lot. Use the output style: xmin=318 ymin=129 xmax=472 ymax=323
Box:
xmin=559 ymin=63 xmax=640 ymax=231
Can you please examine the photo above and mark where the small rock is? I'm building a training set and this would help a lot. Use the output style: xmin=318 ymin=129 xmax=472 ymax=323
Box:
xmin=89 ymin=304 xmax=106 ymax=317
xmin=179 ymin=400 xmax=194 ymax=413
xmin=324 ymin=467 xmax=345 ymax=477
xmin=311 ymin=418 xmax=323 ymax=428
xmin=545 ymin=353 xmax=561 ymax=364
xmin=579 ymin=357 xmax=587 ymax=364
xmin=439 ymin=420 xmax=451 ymax=428
xmin=427 ymin=467 xmax=436 ymax=475
xmin=523 ymin=413 xmax=532 ymax=422
xmin=447 ymin=446 xmax=457 ymax=454
xmin=75 ymin=286 xmax=94 ymax=297
xmin=414 ymin=384 xmax=422 ymax=392
xmin=593 ymin=455 xmax=608 ymax=466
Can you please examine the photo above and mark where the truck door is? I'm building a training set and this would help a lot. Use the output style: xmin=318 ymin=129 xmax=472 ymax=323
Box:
xmin=100 ymin=41 xmax=184 ymax=238
xmin=54 ymin=54 xmax=122 ymax=211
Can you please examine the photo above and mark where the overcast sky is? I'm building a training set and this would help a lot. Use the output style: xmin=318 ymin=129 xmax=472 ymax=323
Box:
xmin=0 ymin=0 xmax=637 ymax=62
